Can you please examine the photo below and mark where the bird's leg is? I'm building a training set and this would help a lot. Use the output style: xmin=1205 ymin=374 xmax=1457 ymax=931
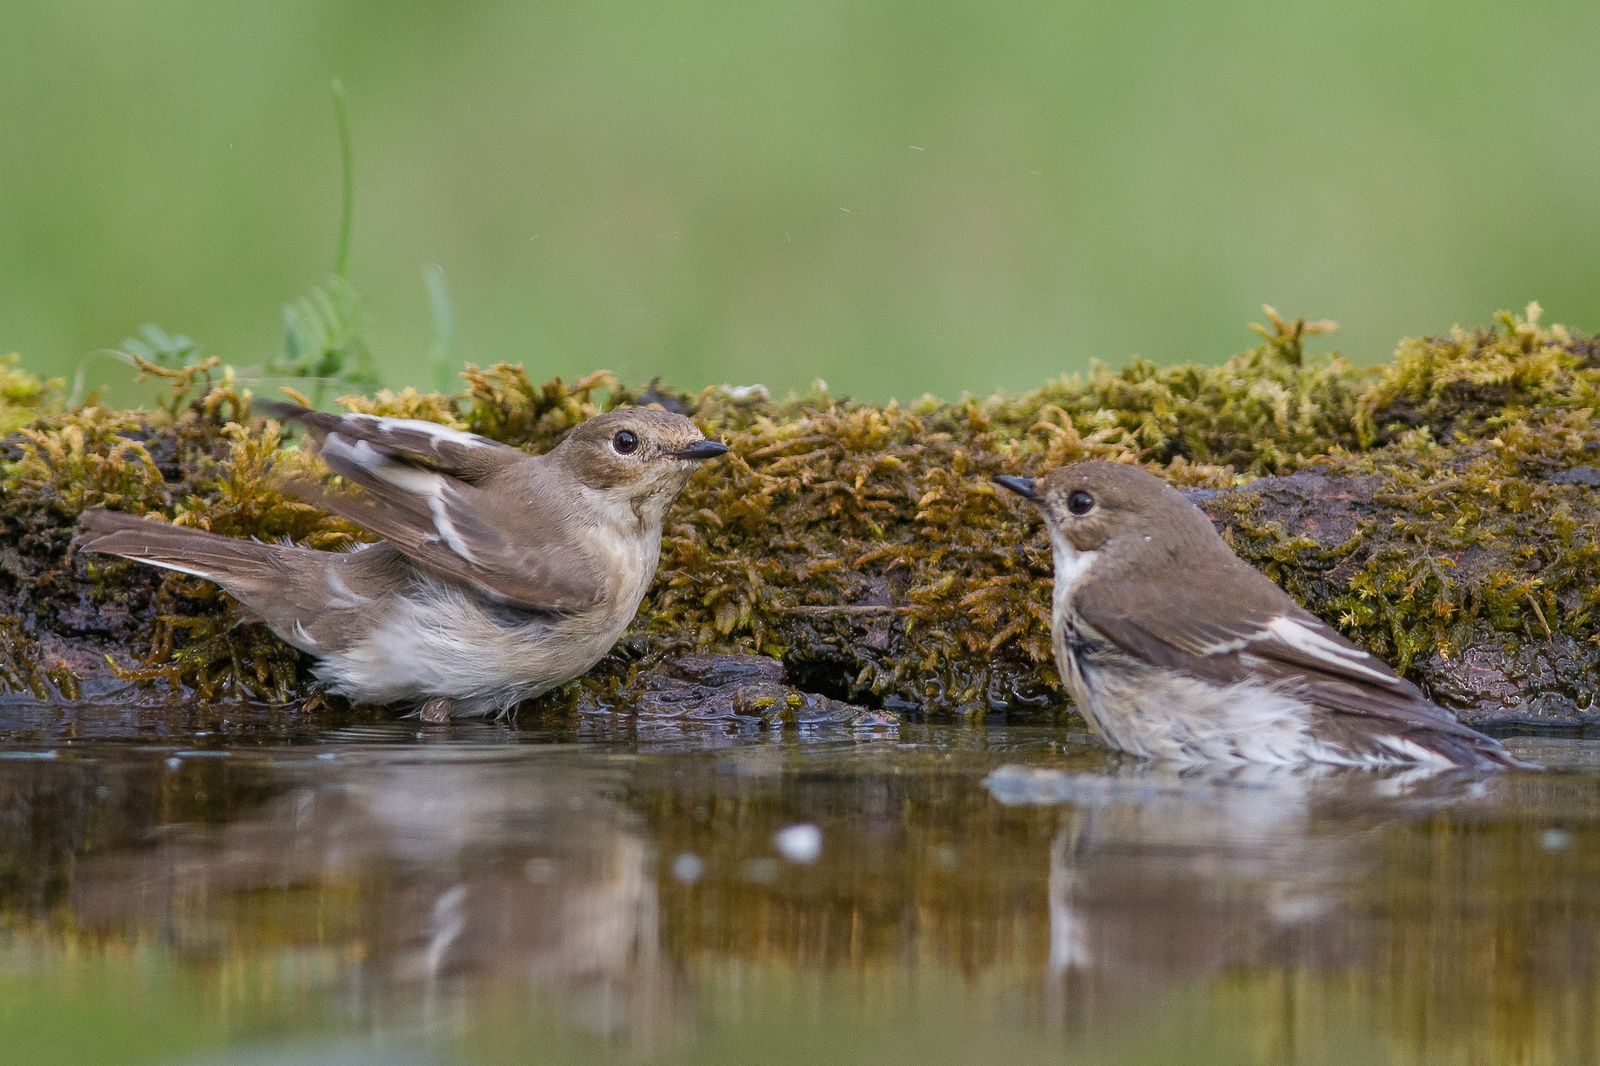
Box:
xmin=419 ymin=697 xmax=453 ymax=724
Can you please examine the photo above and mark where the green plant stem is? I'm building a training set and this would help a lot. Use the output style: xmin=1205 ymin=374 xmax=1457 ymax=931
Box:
xmin=332 ymin=79 xmax=354 ymax=279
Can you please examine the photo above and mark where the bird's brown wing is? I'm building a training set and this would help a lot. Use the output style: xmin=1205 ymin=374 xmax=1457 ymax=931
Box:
xmin=1073 ymin=574 xmax=1520 ymax=768
xmin=266 ymin=404 xmax=603 ymax=610
xmin=259 ymin=401 xmax=524 ymax=482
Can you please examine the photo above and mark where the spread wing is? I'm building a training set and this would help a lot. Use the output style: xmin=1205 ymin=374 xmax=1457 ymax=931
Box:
xmin=265 ymin=403 xmax=604 ymax=611
xmin=1073 ymin=573 xmax=1520 ymax=769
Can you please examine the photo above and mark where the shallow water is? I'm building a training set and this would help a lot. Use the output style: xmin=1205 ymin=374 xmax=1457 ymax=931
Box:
xmin=1 ymin=705 xmax=1598 ymax=1066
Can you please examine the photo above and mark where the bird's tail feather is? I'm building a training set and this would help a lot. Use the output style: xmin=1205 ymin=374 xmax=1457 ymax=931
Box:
xmin=1398 ymin=722 xmax=1535 ymax=772
xmin=75 ymin=510 xmax=281 ymax=584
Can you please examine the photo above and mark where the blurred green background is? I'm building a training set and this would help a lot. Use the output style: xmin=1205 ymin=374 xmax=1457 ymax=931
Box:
xmin=3 ymin=0 xmax=1598 ymax=402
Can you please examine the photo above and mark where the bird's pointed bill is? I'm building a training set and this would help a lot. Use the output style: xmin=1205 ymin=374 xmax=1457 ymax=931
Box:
xmin=670 ymin=440 xmax=730 ymax=461
xmin=992 ymin=475 xmax=1039 ymax=502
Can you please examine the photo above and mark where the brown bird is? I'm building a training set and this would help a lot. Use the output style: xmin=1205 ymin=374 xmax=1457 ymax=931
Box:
xmin=77 ymin=403 xmax=728 ymax=720
xmin=994 ymin=462 xmax=1525 ymax=770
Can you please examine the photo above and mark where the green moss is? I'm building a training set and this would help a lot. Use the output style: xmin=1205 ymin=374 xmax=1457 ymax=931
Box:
xmin=982 ymin=308 xmax=1367 ymax=472
xmin=1357 ymin=301 xmax=1600 ymax=445
xmin=1202 ymin=303 xmax=1600 ymax=720
xmin=1212 ymin=402 xmax=1600 ymax=720
xmin=1 ymin=357 xmax=359 ymax=702
xmin=0 ymin=354 xmax=61 ymax=434
xmin=3 ymin=306 xmax=1599 ymax=721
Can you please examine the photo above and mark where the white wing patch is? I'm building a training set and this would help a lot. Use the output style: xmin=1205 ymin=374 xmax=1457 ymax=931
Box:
xmin=350 ymin=415 xmax=493 ymax=449
xmin=320 ymin=435 xmax=482 ymax=564
xmin=322 ymin=438 xmax=436 ymax=493
xmin=1197 ymin=634 xmax=1253 ymax=655
xmin=425 ymin=486 xmax=479 ymax=564
xmin=1263 ymin=615 xmax=1397 ymax=683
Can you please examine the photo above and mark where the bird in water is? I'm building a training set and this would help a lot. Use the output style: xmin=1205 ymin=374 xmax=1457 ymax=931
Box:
xmin=994 ymin=462 xmax=1526 ymax=770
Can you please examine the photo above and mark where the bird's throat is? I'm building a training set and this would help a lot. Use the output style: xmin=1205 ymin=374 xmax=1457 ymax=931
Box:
xmin=1048 ymin=528 xmax=1098 ymax=605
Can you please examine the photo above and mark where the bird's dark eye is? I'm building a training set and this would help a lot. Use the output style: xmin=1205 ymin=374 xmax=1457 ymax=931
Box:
xmin=612 ymin=430 xmax=639 ymax=455
xmin=1067 ymin=490 xmax=1095 ymax=515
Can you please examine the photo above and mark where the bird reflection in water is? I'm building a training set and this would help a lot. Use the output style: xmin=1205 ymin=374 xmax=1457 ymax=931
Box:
xmin=2 ymin=728 xmax=1596 ymax=1065
xmin=50 ymin=749 xmax=680 ymax=1048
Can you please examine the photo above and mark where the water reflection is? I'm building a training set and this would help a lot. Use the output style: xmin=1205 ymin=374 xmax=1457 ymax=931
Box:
xmin=0 ymin=721 xmax=1597 ymax=1065
xmin=984 ymin=764 xmax=1471 ymax=1030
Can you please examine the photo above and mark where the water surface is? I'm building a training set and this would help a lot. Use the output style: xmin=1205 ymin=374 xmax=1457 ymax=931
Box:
xmin=1 ymin=705 xmax=1596 ymax=1066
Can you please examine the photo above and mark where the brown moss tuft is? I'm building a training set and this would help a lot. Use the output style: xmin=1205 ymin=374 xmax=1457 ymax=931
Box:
xmin=458 ymin=366 xmax=615 ymax=450
xmin=981 ymin=308 xmax=1366 ymax=473
xmin=1358 ymin=302 xmax=1599 ymax=445
xmin=336 ymin=385 xmax=465 ymax=427
xmin=3 ymin=306 xmax=1599 ymax=722
xmin=1 ymin=365 xmax=359 ymax=702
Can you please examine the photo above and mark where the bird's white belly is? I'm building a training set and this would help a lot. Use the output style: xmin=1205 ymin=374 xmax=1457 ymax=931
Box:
xmin=1074 ymin=664 xmax=1326 ymax=765
xmin=308 ymin=515 xmax=663 ymax=715
xmin=1068 ymin=658 xmax=1457 ymax=767
xmin=1051 ymin=607 xmax=1421 ymax=767
xmin=315 ymin=576 xmax=639 ymax=716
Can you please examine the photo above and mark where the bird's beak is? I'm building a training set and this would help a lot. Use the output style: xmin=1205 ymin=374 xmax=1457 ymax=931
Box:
xmin=992 ymin=475 xmax=1040 ymax=502
xmin=670 ymin=440 xmax=730 ymax=461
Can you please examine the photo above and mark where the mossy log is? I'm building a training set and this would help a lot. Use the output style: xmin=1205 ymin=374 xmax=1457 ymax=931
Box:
xmin=3 ymin=305 xmax=1599 ymax=725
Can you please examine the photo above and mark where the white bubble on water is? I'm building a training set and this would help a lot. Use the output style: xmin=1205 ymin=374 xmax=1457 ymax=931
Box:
xmin=671 ymin=853 xmax=705 ymax=884
xmin=774 ymin=823 xmax=823 ymax=864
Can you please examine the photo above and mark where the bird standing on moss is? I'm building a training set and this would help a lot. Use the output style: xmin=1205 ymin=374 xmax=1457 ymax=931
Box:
xmin=77 ymin=403 xmax=728 ymax=720
xmin=994 ymin=462 xmax=1525 ymax=770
